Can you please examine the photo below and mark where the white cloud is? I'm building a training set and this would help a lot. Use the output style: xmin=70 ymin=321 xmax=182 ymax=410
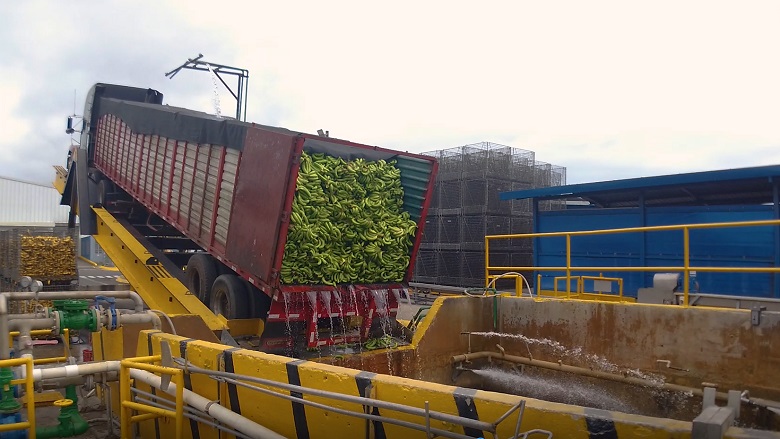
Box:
xmin=0 ymin=0 xmax=778 ymax=185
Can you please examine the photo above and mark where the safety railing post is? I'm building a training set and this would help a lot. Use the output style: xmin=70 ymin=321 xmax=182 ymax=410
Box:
xmin=175 ymin=373 xmax=184 ymax=438
xmin=536 ymin=274 xmax=541 ymax=297
xmin=683 ymin=227 xmax=690 ymax=307
xmin=565 ymin=234 xmax=572 ymax=298
xmin=119 ymin=355 xmax=184 ymax=439
xmin=484 ymin=236 xmax=490 ymax=288
xmin=120 ymin=361 xmax=131 ymax=439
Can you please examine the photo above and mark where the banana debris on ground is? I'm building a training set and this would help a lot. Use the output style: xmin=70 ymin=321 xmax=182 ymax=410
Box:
xmin=281 ymin=151 xmax=417 ymax=285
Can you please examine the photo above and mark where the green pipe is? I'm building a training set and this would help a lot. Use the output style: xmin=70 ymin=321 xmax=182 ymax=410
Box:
xmin=0 ymin=367 xmax=21 ymax=414
xmin=36 ymin=385 xmax=89 ymax=439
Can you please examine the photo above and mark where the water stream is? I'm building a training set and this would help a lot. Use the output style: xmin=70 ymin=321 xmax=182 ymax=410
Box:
xmin=471 ymin=366 xmax=638 ymax=413
xmin=371 ymin=288 xmax=395 ymax=375
xmin=467 ymin=331 xmax=663 ymax=384
xmin=204 ymin=63 xmax=222 ymax=117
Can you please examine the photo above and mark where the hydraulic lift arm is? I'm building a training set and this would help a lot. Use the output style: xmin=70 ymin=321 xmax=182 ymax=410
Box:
xmin=91 ymin=207 xmax=226 ymax=331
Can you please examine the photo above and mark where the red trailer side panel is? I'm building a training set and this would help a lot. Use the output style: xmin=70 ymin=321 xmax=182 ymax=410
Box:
xmin=225 ymin=127 xmax=298 ymax=287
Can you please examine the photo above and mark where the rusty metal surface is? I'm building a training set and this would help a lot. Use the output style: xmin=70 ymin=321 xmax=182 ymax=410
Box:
xmin=225 ymin=128 xmax=297 ymax=285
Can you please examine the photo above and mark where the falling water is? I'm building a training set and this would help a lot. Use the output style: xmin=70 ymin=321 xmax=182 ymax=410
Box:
xmin=333 ymin=291 xmax=349 ymax=347
xmin=471 ymin=367 xmax=637 ymax=413
xmin=282 ymin=291 xmax=293 ymax=336
xmin=349 ymin=286 xmax=365 ymax=369
xmin=282 ymin=291 xmax=294 ymax=357
xmin=468 ymin=331 xmax=663 ymax=384
xmin=204 ymin=63 xmax=222 ymax=117
xmin=371 ymin=288 xmax=395 ymax=375
xmin=321 ymin=290 xmax=335 ymax=340
xmin=306 ymin=291 xmax=321 ymax=357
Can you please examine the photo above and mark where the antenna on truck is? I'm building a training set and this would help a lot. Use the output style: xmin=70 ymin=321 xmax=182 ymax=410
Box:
xmin=165 ymin=53 xmax=250 ymax=122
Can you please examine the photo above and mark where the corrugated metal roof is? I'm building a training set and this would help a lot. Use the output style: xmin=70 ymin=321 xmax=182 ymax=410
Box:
xmin=499 ymin=164 xmax=780 ymax=208
xmin=0 ymin=176 xmax=71 ymax=226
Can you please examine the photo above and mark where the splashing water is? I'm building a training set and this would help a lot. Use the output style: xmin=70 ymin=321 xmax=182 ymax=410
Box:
xmin=468 ymin=331 xmax=664 ymax=385
xmin=349 ymin=287 xmax=365 ymax=369
xmin=205 ymin=63 xmax=222 ymax=117
xmin=333 ymin=291 xmax=349 ymax=346
xmin=471 ymin=367 xmax=637 ymax=413
xmin=306 ymin=291 xmax=322 ymax=358
xmin=371 ymin=288 xmax=395 ymax=375
xmin=322 ymin=290 xmax=335 ymax=340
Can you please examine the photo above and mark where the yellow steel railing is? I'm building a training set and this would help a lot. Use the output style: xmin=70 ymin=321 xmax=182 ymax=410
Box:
xmin=485 ymin=219 xmax=780 ymax=307
xmin=549 ymin=275 xmax=624 ymax=298
xmin=0 ymin=357 xmax=36 ymax=439
xmin=120 ymin=354 xmax=185 ymax=439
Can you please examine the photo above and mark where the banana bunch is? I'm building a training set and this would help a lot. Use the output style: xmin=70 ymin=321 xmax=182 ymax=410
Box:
xmin=364 ymin=335 xmax=398 ymax=350
xmin=281 ymin=151 xmax=417 ymax=285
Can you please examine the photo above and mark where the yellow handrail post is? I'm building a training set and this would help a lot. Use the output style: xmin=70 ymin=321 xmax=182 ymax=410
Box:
xmin=536 ymin=274 xmax=541 ymax=297
xmin=175 ymin=373 xmax=184 ymax=439
xmin=683 ymin=227 xmax=690 ymax=307
xmin=120 ymin=362 xmax=131 ymax=439
xmin=25 ymin=357 xmax=35 ymax=439
xmin=484 ymin=236 xmax=490 ymax=288
xmin=565 ymin=234 xmax=572 ymax=299
xmin=63 ymin=328 xmax=70 ymax=360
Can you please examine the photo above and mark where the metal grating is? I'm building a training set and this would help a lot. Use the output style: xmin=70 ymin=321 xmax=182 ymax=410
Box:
xmin=413 ymin=142 xmax=565 ymax=287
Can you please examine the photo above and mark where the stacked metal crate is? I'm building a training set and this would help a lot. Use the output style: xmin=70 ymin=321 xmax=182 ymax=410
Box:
xmin=414 ymin=142 xmax=566 ymax=287
xmin=0 ymin=226 xmax=78 ymax=292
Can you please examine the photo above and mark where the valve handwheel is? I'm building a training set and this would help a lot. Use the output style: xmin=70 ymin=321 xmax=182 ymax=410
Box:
xmin=53 ymin=399 xmax=73 ymax=407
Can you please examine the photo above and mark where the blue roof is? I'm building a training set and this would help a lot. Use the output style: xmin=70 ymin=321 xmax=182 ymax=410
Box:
xmin=500 ymin=164 xmax=780 ymax=208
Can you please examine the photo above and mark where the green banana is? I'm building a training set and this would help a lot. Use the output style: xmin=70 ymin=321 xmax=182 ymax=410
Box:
xmin=280 ymin=151 xmax=418 ymax=285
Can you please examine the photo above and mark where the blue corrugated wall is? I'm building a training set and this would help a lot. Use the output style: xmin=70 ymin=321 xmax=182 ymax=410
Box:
xmin=535 ymin=205 xmax=778 ymax=298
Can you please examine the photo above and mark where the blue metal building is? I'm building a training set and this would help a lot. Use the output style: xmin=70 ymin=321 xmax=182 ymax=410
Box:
xmin=499 ymin=165 xmax=780 ymax=298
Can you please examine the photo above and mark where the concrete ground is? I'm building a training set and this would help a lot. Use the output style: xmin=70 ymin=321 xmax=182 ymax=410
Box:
xmin=77 ymin=260 xmax=123 ymax=289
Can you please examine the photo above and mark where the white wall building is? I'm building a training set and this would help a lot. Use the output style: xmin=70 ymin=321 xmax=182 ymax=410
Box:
xmin=0 ymin=176 xmax=71 ymax=227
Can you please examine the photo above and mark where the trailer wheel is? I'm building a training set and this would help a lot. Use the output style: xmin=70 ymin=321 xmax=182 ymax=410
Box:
xmin=242 ymin=279 xmax=271 ymax=320
xmin=97 ymin=179 xmax=115 ymax=206
xmin=210 ymin=274 xmax=250 ymax=319
xmin=186 ymin=254 xmax=218 ymax=304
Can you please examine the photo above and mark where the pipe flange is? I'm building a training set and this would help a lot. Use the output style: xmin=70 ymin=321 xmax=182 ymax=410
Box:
xmin=112 ymin=309 xmax=120 ymax=330
xmin=92 ymin=308 xmax=103 ymax=332
xmin=52 ymin=310 xmax=63 ymax=335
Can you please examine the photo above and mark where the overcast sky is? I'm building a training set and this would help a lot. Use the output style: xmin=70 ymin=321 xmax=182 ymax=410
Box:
xmin=1 ymin=1 xmax=779 ymax=186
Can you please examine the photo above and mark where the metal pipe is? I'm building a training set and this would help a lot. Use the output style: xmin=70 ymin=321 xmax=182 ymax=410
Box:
xmin=29 ymin=361 xmax=121 ymax=382
xmin=180 ymin=363 xmax=498 ymax=433
xmin=114 ymin=312 xmax=161 ymax=330
xmin=39 ymin=372 xmax=118 ymax=389
xmin=8 ymin=319 xmax=56 ymax=331
xmin=129 ymin=369 xmax=286 ymax=439
xmin=9 ymin=319 xmax=57 ymax=359
xmin=8 ymin=314 xmax=48 ymax=320
xmin=0 ymin=290 xmax=144 ymax=360
xmin=132 ymin=394 xmax=251 ymax=439
xmin=451 ymin=351 xmax=753 ymax=404
xmin=222 ymin=375 xmax=480 ymax=439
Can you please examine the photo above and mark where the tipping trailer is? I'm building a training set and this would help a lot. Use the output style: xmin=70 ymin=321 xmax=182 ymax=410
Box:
xmin=62 ymin=83 xmax=437 ymax=352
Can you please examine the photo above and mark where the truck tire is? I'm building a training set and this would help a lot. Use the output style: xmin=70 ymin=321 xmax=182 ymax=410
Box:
xmin=186 ymin=254 xmax=218 ymax=304
xmin=210 ymin=275 xmax=251 ymax=319
xmin=97 ymin=179 xmax=114 ymax=206
xmin=241 ymin=279 xmax=271 ymax=320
